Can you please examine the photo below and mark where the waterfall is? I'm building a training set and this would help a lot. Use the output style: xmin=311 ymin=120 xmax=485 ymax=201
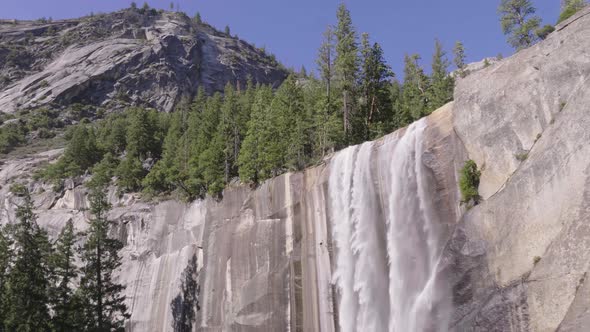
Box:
xmin=329 ymin=119 xmax=450 ymax=332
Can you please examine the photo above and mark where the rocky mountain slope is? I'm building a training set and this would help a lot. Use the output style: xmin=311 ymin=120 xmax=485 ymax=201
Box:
xmin=0 ymin=9 xmax=287 ymax=113
xmin=1 ymin=6 xmax=589 ymax=332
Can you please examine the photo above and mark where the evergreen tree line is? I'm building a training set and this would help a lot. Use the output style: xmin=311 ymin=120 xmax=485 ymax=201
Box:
xmin=42 ymin=3 xmax=457 ymax=200
xmin=498 ymin=0 xmax=588 ymax=50
xmin=0 ymin=183 xmax=129 ymax=331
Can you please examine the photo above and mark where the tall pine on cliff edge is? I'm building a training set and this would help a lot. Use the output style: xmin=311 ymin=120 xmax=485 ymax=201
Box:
xmin=427 ymin=39 xmax=454 ymax=113
xmin=400 ymin=54 xmax=429 ymax=124
xmin=238 ymin=85 xmax=274 ymax=184
xmin=359 ymin=33 xmax=394 ymax=140
xmin=315 ymin=24 xmax=343 ymax=154
xmin=498 ymin=0 xmax=541 ymax=50
xmin=79 ymin=184 xmax=129 ymax=331
xmin=334 ymin=3 xmax=360 ymax=143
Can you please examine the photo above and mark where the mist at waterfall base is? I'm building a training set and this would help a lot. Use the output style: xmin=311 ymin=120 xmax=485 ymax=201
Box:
xmin=329 ymin=119 xmax=452 ymax=332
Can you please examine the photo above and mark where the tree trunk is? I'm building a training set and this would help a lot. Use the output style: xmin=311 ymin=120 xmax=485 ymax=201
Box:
xmin=343 ymin=90 xmax=349 ymax=137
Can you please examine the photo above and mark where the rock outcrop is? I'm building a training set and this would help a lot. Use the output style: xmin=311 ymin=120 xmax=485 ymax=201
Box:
xmin=448 ymin=7 xmax=590 ymax=332
xmin=1 ymin=6 xmax=589 ymax=332
xmin=0 ymin=9 xmax=287 ymax=113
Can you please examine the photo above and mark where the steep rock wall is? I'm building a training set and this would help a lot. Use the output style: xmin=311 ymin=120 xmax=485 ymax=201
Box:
xmin=448 ymin=7 xmax=590 ymax=332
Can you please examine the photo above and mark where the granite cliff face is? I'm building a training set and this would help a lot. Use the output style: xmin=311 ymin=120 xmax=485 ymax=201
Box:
xmin=1 ymin=6 xmax=590 ymax=332
xmin=0 ymin=9 xmax=287 ymax=113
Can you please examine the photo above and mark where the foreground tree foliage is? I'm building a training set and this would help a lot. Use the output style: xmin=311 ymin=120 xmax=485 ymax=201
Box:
xmin=0 ymin=225 xmax=12 ymax=330
xmin=3 ymin=185 xmax=52 ymax=331
xmin=50 ymin=220 xmax=82 ymax=331
xmin=79 ymin=184 xmax=129 ymax=331
xmin=0 ymin=183 xmax=131 ymax=330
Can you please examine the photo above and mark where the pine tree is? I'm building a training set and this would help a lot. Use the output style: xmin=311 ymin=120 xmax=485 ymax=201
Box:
xmin=59 ymin=125 xmax=101 ymax=176
xmin=50 ymin=220 xmax=82 ymax=331
xmin=89 ymin=152 xmax=118 ymax=190
xmin=400 ymin=54 xmax=429 ymax=123
xmin=427 ymin=39 xmax=454 ymax=113
xmin=317 ymin=25 xmax=335 ymax=102
xmin=299 ymin=65 xmax=308 ymax=78
xmin=358 ymin=33 xmax=394 ymax=140
xmin=389 ymin=79 xmax=404 ymax=130
xmin=315 ymin=23 xmax=343 ymax=154
xmin=4 ymin=185 xmax=52 ymax=331
xmin=188 ymin=93 xmax=223 ymax=197
xmin=334 ymin=3 xmax=359 ymax=141
xmin=302 ymin=76 xmax=337 ymax=160
xmin=143 ymin=109 xmax=186 ymax=194
xmin=237 ymin=78 xmax=256 ymax=132
xmin=125 ymin=108 xmax=159 ymax=160
xmin=79 ymin=184 xmax=129 ymax=331
xmin=198 ymin=134 xmax=226 ymax=197
xmin=194 ymin=12 xmax=202 ymax=24
xmin=0 ymin=225 xmax=13 ymax=330
xmin=274 ymin=75 xmax=309 ymax=171
xmin=238 ymin=85 xmax=274 ymax=184
xmin=453 ymin=41 xmax=467 ymax=77
xmin=217 ymin=83 xmax=242 ymax=183
xmin=97 ymin=113 xmax=128 ymax=156
xmin=116 ymin=108 xmax=163 ymax=192
xmin=498 ymin=0 xmax=541 ymax=50
xmin=116 ymin=155 xmax=145 ymax=192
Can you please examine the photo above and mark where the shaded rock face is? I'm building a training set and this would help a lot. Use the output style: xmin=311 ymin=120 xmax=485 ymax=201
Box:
xmin=0 ymin=10 xmax=287 ymax=113
xmin=1 ymin=7 xmax=590 ymax=332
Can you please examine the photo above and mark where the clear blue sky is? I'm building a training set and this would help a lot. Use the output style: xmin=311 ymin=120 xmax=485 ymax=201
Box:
xmin=2 ymin=0 xmax=560 ymax=77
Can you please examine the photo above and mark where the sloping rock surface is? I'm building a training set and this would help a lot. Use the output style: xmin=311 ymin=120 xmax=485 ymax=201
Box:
xmin=0 ymin=10 xmax=287 ymax=113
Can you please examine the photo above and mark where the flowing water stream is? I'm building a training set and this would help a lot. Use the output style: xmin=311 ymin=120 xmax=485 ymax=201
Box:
xmin=329 ymin=119 xmax=451 ymax=332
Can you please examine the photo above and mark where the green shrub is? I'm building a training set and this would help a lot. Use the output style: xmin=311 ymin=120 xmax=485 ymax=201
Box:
xmin=0 ymin=122 xmax=27 ymax=154
xmin=116 ymin=156 xmax=146 ymax=192
xmin=40 ymin=124 xmax=101 ymax=182
xmin=37 ymin=128 xmax=55 ymax=139
xmin=27 ymin=108 xmax=61 ymax=131
xmin=88 ymin=152 xmax=118 ymax=189
xmin=515 ymin=152 xmax=529 ymax=161
xmin=459 ymin=160 xmax=481 ymax=204
xmin=536 ymin=25 xmax=555 ymax=40
xmin=557 ymin=3 xmax=584 ymax=24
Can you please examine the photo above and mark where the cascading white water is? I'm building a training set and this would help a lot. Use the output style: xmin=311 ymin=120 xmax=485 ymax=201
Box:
xmin=329 ymin=119 xmax=451 ymax=332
